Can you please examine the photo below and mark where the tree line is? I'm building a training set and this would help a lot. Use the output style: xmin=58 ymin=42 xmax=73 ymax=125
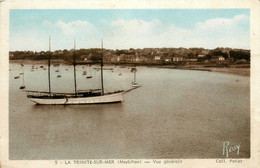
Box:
xmin=9 ymin=47 xmax=250 ymax=62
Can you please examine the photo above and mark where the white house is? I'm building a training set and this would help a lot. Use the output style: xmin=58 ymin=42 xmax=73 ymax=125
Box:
xmin=173 ymin=57 xmax=184 ymax=62
xmin=154 ymin=56 xmax=161 ymax=60
xmin=219 ymin=56 xmax=225 ymax=61
xmin=165 ymin=58 xmax=172 ymax=62
xmin=9 ymin=53 xmax=14 ymax=57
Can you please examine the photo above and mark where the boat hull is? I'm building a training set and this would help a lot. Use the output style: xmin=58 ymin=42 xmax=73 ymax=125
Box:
xmin=29 ymin=92 xmax=124 ymax=105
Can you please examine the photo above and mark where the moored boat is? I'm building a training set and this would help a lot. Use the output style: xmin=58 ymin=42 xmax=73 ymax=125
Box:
xmin=20 ymin=86 xmax=25 ymax=89
xmin=26 ymin=90 xmax=123 ymax=105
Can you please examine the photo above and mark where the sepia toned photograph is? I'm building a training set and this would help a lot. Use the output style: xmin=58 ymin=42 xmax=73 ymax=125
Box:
xmin=8 ymin=9 xmax=250 ymax=160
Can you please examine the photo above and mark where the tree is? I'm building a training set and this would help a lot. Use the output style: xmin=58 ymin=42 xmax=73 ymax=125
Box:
xmin=230 ymin=50 xmax=250 ymax=61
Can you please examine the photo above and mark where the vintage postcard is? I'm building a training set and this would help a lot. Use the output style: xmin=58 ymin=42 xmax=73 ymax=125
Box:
xmin=0 ymin=0 xmax=260 ymax=168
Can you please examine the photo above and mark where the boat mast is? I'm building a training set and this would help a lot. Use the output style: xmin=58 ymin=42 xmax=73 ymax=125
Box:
xmin=134 ymin=69 xmax=136 ymax=82
xmin=22 ymin=65 xmax=25 ymax=86
xmin=101 ymin=39 xmax=104 ymax=95
xmin=73 ymin=38 xmax=77 ymax=95
xmin=48 ymin=36 xmax=51 ymax=95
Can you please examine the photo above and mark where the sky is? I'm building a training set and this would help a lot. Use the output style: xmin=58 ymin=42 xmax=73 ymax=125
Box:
xmin=9 ymin=9 xmax=250 ymax=51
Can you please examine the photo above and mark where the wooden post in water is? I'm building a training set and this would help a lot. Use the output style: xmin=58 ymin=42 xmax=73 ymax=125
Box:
xmin=101 ymin=40 xmax=104 ymax=95
xmin=73 ymin=38 xmax=77 ymax=95
xmin=48 ymin=36 xmax=51 ymax=95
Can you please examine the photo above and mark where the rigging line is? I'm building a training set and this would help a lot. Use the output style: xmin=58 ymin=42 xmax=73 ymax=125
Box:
xmin=101 ymin=39 xmax=104 ymax=95
xmin=73 ymin=37 xmax=78 ymax=95
xmin=48 ymin=36 xmax=51 ymax=94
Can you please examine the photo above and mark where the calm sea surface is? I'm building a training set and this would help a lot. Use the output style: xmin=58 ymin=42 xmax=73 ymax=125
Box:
xmin=9 ymin=62 xmax=250 ymax=159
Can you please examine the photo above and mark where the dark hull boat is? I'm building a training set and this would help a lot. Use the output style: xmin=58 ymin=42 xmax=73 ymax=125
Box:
xmin=20 ymin=86 xmax=25 ymax=89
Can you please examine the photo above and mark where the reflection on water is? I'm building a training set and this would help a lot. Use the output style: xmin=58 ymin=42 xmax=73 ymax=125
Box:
xmin=9 ymin=62 xmax=250 ymax=159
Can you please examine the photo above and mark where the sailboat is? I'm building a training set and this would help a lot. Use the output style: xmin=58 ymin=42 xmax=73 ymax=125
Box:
xmin=25 ymin=38 xmax=124 ymax=105
xmin=131 ymin=66 xmax=138 ymax=87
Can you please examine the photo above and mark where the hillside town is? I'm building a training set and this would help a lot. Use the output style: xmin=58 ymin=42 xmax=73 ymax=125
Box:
xmin=9 ymin=47 xmax=250 ymax=66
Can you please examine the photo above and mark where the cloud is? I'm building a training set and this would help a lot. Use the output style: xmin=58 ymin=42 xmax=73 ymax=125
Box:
xmin=10 ymin=32 xmax=48 ymax=51
xmin=191 ymin=14 xmax=249 ymax=48
xmin=58 ymin=20 xmax=95 ymax=34
xmin=10 ymin=14 xmax=249 ymax=51
xmin=44 ymin=20 xmax=97 ymax=35
xmin=195 ymin=14 xmax=249 ymax=34
xmin=102 ymin=14 xmax=249 ymax=49
xmin=41 ymin=20 xmax=101 ymax=49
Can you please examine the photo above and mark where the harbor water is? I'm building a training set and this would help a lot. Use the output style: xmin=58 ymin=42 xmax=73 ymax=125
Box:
xmin=9 ymin=62 xmax=250 ymax=159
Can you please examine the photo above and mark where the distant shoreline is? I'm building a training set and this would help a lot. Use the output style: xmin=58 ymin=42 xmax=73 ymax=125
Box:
xmin=9 ymin=59 xmax=250 ymax=77
xmin=156 ymin=65 xmax=250 ymax=76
